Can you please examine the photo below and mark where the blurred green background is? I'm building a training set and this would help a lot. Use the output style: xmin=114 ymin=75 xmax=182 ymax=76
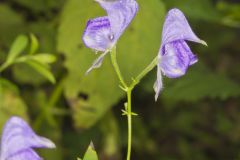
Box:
xmin=0 ymin=0 xmax=240 ymax=160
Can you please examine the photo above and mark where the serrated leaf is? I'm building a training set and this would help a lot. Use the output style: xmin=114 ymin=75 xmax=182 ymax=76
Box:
xmin=6 ymin=35 xmax=28 ymax=63
xmin=58 ymin=0 xmax=165 ymax=128
xmin=162 ymin=64 xmax=240 ymax=102
xmin=25 ymin=60 xmax=55 ymax=84
xmin=29 ymin=34 xmax=39 ymax=54
xmin=83 ymin=143 xmax=98 ymax=160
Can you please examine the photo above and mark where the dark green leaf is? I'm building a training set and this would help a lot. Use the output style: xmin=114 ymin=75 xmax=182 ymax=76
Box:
xmin=163 ymin=0 xmax=221 ymax=22
xmin=162 ymin=65 xmax=240 ymax=102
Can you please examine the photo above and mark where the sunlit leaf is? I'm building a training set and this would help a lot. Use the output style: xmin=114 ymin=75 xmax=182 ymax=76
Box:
xmin=6 ymin=35 xmax=28 ymax=63
xmin=83 ymin=143 xmax=98 ymax=160
xmin=29 ymin=34 xmax=39 ymax=54
xmin=31 ymin=54 xmax=56 ymax=64
xmin=25 ymin=60 xmax=55 ymax=84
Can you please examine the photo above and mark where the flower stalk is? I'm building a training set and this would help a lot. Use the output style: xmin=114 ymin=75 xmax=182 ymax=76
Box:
xmin=110 ymin=46 xmax=157 ymax=160
xmin=110 ymin=46 xmax=128 ymax=89
xmin=126 ymin=88 xmax=132 ymax=160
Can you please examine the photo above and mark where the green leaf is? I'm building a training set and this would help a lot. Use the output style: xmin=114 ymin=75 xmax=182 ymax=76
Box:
xmin=11 ymin=22 xmax=57 ymax=85
xmin=162 ymin=0 xmax=221 ymax=22
xmin=0 ymin=78 xmax=29 ymax=133
xmin=15 ymin=54 xmax=56 ymax=64
xmin=29 ymin=34 xmax=39 ymax=54
xmin=13 ymin=0 xmax=65 ymax=13
xmin=162 ymin=64 xmax=240 ymax=102
xmin=0 ymin=4 xmax=24 ymax=46
xmin=58 ymin=0 xmax=165 ymax=128
xmin=25 ymin=60 xmax=55 ymax=84
xmin=31 ymin=54 xmax=56 ymax=64
xmin=217 ymin=1 xmax=240 ymax=28
xmin=6 ymin=35 xmax=28 ymax=64
xmin=83 ymin=143 xmax=98 ymax=160
xmin=100 ymin=112 xmax=120 ymax=157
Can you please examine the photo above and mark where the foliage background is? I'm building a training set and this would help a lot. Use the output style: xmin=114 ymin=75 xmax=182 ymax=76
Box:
xmin=0 ymin=0 xmax=240 ymax=159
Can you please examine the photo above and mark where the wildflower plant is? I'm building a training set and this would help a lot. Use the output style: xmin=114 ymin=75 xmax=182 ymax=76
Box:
xmin=83 ymin=1 xmax=207 ymax=160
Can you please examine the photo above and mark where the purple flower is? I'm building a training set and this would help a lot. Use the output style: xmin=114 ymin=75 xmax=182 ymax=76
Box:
xmin=0 ymin=116 xmax=55 ymax=160
xmin=83 ymin=0 xmax=138 ymax=73
xmin=154 ymin=8 xmax=207 ymax=100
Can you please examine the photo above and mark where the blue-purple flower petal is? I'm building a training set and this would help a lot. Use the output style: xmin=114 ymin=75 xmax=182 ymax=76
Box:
xmin=154 ymin=8 xmax=206 ymax=100
xmin=7 ymin=149 xmax=41 ymax=160
xmin=96 ymin=0 xmax=138 ymax=42
xmin=161 ymin=8 xmax=207 ymax=46
xmin=0 ymin=116 xmax=55 ymax=160
xmin=160 ymin=40 xmax=195 ymax=78
xmin=83 ymin=16 xmax=112 ymax=52
xmin=83 ymin=0 xmax=138 ymax=73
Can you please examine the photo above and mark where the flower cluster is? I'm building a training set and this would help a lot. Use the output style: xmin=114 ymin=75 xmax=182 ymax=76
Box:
xmin=0 ymin=2 xmax=207 ymax=160
xmin=83 ymin=0 xmax=206 ymax=101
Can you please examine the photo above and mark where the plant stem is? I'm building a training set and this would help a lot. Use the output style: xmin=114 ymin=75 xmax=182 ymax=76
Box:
xmin=110 ymin=46 xmax=133 ymax=160
xmin=131 ymin=56 xmax=158 ymax=88
xmin=110 ymin=46 xmax=128 ymax=88
xmin=126 ymin=88 xmax=132 ymax=160
xmin=110 ymin=46 xmax=158 ymax=160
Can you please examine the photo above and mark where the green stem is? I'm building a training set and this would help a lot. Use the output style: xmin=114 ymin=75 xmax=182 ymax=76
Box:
xmin=110 ymin=46 xmax=133 ymax=160
xmin=131 ymin=56 xmax=158 ymax=88
xmin=110 ymin=46 xmax=158 ymax=160
xmin=110 ymin=46 xmax=128 ymax=88
xmin=126 ymin=88 xmax=132 ymax=160
xmin=33 ymin=78 xmax=65 ymax=130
